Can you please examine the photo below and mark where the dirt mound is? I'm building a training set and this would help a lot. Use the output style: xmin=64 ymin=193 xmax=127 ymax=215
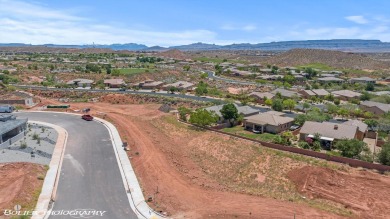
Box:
xmin=288 ymin=166 xmax=390 ymax=218
xmin=266 ymin=49 xmax=390 ymax=70
xmin=158 ymin=49 xmax=188 ymax=60
xmin=0 ymin=163 xmax=46 ymax=215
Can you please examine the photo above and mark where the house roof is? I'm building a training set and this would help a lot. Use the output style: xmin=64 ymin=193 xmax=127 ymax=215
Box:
xmin=264 ymin=111 xmax=286 ymax=116
xmin=249 ymin=92 xmax=275 ymax=99
xmin=0 ymin=116 xmax=27 ymax=136
xmin=163 ymin=81 xmax=194 ymax=89
xmin=350 ymin=77 xmax=376 ymax=82
xmin=312 ymin=89 xmax=329 ymax=96
xmin=244 ymin=113 xmax=294 ymax=126
xmin=205 ymin=104 xmax=259 ymax=117
xmin=302 ymin=90 xmax=316 ymax=96
xmin=143 ymin=81 xmax=164 ymax=87
xmin=104 ymin=79 xmax=125 ymax=85
xmin=360 ymin=101 xmax=390 ymax=112
xmin=66 ymin=78 xmax=94 ymax=85
xmin=271 ymin=88 xmax=301 ymax=98
xmin=300 ymin=121 xmax=357 ymax=140
xmin=343 ymin=119 xmax=368 ymax=133
xmin=318 ymin=76 xmax=344 ymax=82
xmin=331 ymin=90 xmax=362 ymax=98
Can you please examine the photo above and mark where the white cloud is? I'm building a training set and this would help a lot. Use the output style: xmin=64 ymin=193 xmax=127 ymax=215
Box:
xmin=345 ymin=15 xmax=368 ymax=24
xmin=0 ymin=0 xmax=217 ymax=46
xmin=221 ymin=24 xmax=257 ymax=31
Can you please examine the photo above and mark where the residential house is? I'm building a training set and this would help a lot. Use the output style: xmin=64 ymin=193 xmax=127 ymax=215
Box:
xmin=343 ymin=119 xmax=368 ymax=140
xmin=205 ymin=104 xmax=259 ymax=123
xmin=249 ymin=92 xmax=275 ymax=104
xmin=331 ymin=90 xmax=362 ymax=101
xmin=0 ymin=115 xmax=27 ymax=145
xmin=162 ymin=81 xmax=194 ymax=91
xmin=104 ymin=79 xmax=125 ymax=88
xmin=312 ymin=89 xmax=330 ymax=97
xmin=257 ymin=75 xmax=283 ymax=81
xmin=360 ymin=101 xmax=390 ymax=115
xmin=142 ymin=81 xmax=165 ymax=90
xmin=0 ymin=91 xmax=34 ymax=106
xmin=66 ymin=78 xmax=94 ymax=88
xmin=271 ymin=88 xmax=301 ymax=99
xmin=318 ymin=76 xmax=344 ymax=83
xmin=299 ymin=90 xmax=316 ymax=99
xmin=243 ymin=111 xmax=294 ymax=134
xmin=349 ymin=77 xmax=376 ymax=84
xmin=299 ymin=89 xmax=330 ymax=99
xmin=299 ymin=121 xmax=359 ymax=149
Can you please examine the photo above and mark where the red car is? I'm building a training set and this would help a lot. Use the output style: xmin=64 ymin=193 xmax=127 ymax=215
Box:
xmin=81 ymin=114 xmax=94 ymax=121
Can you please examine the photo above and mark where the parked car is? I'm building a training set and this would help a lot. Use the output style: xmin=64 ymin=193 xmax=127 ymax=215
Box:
xmin=0 ymin=105 xmax=13 ymax=113
xmin=252 ymin=129 xmax=261 ymax=134
xmin=81 ymin=114 xmax=94 ymax=121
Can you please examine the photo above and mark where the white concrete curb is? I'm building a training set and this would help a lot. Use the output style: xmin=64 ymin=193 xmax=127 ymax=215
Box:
xmin=29 ymin=121 xmax=68 ymax=219
xmin=18 ymin=111 xmax=166 ymax=219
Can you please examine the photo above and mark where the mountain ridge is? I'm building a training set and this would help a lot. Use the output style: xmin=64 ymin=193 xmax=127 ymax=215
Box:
xmin=1 ymin=39 xmax=390 ymax=52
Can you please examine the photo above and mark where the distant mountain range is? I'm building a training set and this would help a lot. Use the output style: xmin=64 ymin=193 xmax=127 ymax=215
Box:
xmin=1 ymin=39 xmax=390 ymax=52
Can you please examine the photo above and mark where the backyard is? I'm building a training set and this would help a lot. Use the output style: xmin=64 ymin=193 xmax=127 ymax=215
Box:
xmin=222 ymin=125 xmax=281 ymax=142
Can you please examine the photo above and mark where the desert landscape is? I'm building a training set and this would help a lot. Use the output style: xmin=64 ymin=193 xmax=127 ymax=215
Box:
xmin=32 ymin=95 xmax=388 ymax=219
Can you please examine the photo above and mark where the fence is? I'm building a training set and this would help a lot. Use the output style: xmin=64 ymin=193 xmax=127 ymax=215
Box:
xmin=182 ymin=120 xmax=390 ymax=172
xmin=0 ymin=131 xmax=26 ymax=149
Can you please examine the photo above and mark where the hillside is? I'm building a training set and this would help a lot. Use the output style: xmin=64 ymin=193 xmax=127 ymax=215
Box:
xmin=265 ymin=49 xmax=390 ymax=70
xmin=158 ymin=49 xmax=188 ymax=60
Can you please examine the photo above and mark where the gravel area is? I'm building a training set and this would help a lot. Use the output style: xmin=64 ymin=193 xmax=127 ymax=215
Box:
xmin=0 ymin=122 xmax=58 ymax=165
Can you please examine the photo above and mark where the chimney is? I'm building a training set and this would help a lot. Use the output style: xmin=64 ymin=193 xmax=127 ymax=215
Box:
xmin=334 ymin=125 xmax=338 ymax=130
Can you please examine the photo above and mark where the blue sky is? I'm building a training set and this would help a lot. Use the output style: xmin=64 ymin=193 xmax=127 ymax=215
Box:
xmin=0 ymin=0 xmax=390 ymax=46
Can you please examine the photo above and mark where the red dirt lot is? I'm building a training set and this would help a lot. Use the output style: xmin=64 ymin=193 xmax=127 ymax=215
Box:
xmin=0 ymin=163 xmax=46 ymax=217
xmin=288 ymin=166 xmax=390 ymax=219
xmin=35 ymin=101 xmax=390 ymax=218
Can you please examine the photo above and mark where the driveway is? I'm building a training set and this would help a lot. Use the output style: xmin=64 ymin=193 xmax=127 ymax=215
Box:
xmin=15 ymin=112 xmax=137 ymax=219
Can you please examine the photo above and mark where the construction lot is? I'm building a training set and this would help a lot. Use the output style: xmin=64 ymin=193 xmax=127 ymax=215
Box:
xmin=45 ymin=96 xmax=390 ymax=219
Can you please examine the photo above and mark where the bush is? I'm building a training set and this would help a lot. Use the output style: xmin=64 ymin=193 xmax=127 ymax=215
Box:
xmin=378 ymin=143 xmax=390 ymax=165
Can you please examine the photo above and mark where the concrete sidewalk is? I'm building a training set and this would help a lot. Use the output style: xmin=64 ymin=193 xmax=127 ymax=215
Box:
xmin=31 ymin=121 xmax=68 ymax=219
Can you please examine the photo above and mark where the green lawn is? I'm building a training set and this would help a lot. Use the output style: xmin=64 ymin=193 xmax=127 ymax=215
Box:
xmin=222 ymin=126 xmax=280 ymax=142
xmin=297 ymin=63 xmax=335 ymax=71
xmin=119 ymin=68 xmax=155 ymax=75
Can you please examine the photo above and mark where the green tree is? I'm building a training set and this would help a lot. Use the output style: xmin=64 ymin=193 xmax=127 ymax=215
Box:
xmin=334 ymin=98 xmax=341 ymax=105
xmin=364 ymin=119 xmax=378 ymax=130
xmin=272 ymin=99 xmax=284 ymax=112
xmin=183 ymin=65 xmax=191 ymax=71
xmin=264 ymin=99 xmax=273 ymax=107
xmin=302 ymin=102 xmax=311 ymax=114
xmin=360 ymin=91 xmax=371 ymax=101
xmin=337 ymin=108 xmax=349 ymax=120
xmin=283 ymin=99 xmax=296 ymax=112
xmin=378 ymin=143 xmax=390 ymax=165
xmin=195 ymin=81 xmax=208 ymax=96
xmin=220 ymin=103 xmax=239 ymax=127
xmin=168 ymin=86 xmax=177 ymax=94
xmin=294 ymin=114 xmax=307 ymax=126
xmin=334 ymin=139 xmax=371 ymax=160
xmin=189 ymin=109 xmax=219 ymax=127
xmin=365 ymin=83 xmax=375 ymax=91
xmin=178 ymin=106 xmax=191 ymax=121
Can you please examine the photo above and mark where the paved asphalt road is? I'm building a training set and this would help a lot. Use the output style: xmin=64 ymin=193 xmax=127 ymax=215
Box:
xmin=15 ymin=112 xmax=138 ymax=219
xmin=16 ymin=85 xmax=220 ymax=103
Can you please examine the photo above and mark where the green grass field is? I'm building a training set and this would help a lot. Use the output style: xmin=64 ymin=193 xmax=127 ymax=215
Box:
xmin=119 ymin=68 xmax=155 ymax=75
xmin=222 ymin=126 xmax=280 ymax=142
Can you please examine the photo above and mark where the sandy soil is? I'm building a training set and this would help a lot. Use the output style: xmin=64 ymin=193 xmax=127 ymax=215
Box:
xmin=0 ymin=163 xmax=46 ymax=217
xmin=31 ymin=100 xmax=390 ymax=218
xmin=288 ymin=166 xmax=390 ymax=219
